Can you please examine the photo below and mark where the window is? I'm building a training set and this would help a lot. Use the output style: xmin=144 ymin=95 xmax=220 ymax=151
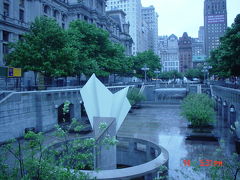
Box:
xmin=44 ymin=5 xmax=51 ymax=15
xmin=4 ymin=3 xmax=9 ymax=16
xmin=53 ymin=10 xmax=59 ymax=19
xmin=3 ymin=44 xmax=9 ymax=55
xmin=19 ymin=35 xmax=24 ymax=41
xmin=19 ymin=9 xmax=24 ymax=22
xmin=3 ymin=31 xmax=9 ymax=42
xmin=62 ymin=14 xmax=67 ymax=22
xmin=19 ymin=0 xmax=24 ymax=7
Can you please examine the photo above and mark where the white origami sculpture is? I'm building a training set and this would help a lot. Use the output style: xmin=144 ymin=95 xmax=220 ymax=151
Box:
xmin=80 ymin=74 xmax=131 ymax=132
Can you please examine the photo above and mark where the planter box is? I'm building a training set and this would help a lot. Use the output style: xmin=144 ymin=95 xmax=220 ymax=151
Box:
xmin=132 ymin=104 xmax=142 ymax=109
xmin=186 ymin=125 xmax=218 ymax=142
xmin=187 ymin=124 xmax=214 ymax=129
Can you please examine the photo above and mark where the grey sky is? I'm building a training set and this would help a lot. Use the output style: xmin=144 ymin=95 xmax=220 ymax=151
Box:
xmin=141 ymin=0 xmax=240 ymax=38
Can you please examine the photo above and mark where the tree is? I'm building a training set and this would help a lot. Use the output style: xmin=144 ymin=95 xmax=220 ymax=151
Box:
xmin=132 ymin=50 xmax=161 ymax=79
xmin=185 ymin=68 xmax=204 ymax=80
xmin=6 ymin=16 xmax=76 ymax=79
xmin=0 ymin=101 xmax=117 ymax=180
xmin=208 ymin=14 xmax=240 ymax=77
xmin=67 ymin=20 xmax=126 ymax=77
xmin=159 ymin=70 xmax=183 ymax=80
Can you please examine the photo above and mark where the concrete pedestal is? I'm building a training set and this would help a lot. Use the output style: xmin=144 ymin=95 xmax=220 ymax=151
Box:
xmin=93 ymin=117 xmax=117 ymax=170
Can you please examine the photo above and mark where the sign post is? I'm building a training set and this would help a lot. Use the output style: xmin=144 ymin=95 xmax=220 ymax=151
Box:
xmin=0 ymin=67 xmax=22 ymax=90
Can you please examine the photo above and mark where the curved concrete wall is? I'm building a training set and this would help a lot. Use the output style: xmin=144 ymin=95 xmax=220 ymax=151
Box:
xmin=82 ymin=137 xmax=169 ymax=180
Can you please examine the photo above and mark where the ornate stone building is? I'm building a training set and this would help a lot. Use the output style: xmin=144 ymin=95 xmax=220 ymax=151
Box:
xmin=158 ymin=34 xmax=179 ymax=72
xmin=178 ymin=32 xmax=192 ymax=73
xmin=0 ymin=0 xmax=133 ymax=66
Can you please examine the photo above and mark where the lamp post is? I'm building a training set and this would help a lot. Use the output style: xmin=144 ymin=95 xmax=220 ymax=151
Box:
xmin=154 ymin=69 xmax=160 ymax=87
xmin=201 ymin=63 xmax=212 ymax=84
xmin=141 ymin=64 xmax=149 ymax=83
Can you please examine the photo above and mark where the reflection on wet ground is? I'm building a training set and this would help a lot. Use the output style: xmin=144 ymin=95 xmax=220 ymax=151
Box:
xmin=118 ymin=104 xmax=220 ymax=180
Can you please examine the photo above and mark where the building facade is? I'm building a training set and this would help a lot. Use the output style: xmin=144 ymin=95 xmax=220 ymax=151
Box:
xmin=192 ymin=38 xmax=206 ymax=68
xmin=198 ymin=26 xmax=205 ymax=42
xmin=142 ymin=6 xmax=158 ymax=54
xmin=178 ymin=32 xmax=192 ymax=73
xmin=204 ymin=0 xmax=227 ymax=57
xmin=141 ymin=19 xmax=150 ymax=52
xmin=106 ymin=0 xmax=143 ymax=55
xmin=158 ymin=34 xmax=179 ymax=72
xmin=0 ymin=0 xmax=132 ymax=66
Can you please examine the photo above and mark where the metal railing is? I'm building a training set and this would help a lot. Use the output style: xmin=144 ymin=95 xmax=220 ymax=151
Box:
xmin=210 ymin=81 xmax=240 ymax=89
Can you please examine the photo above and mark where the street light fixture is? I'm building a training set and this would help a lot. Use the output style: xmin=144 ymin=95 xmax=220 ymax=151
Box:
xmin=201 ymin=63 xmax=212 ymax=84
xmin=141 ymin=64 xmax=149 ymax=83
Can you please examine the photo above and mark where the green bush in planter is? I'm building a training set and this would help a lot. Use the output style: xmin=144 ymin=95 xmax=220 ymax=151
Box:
xmin=127 ymin=87 xmax=145 ymax=106
xmin=181 ymin=93 xmax=215 ymax=127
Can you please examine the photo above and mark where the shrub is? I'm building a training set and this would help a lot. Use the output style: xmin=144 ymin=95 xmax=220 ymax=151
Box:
xmin=127 ymin=88 xmax=145 ymax=106
xmin=181 ymin=93 xmax=215 ymax=127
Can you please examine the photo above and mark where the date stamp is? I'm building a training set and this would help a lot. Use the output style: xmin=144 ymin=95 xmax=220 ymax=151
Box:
xmin=183 ymin=160 xmax=223 ymax=167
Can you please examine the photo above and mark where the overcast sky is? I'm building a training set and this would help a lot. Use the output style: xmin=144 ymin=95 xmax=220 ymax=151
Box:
xmin=141 ymin=0 xmax=240 ymax=38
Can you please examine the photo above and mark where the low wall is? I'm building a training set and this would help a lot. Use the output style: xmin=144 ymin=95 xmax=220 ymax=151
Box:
xmin=0 ymin=89 xmax=81 ymax=143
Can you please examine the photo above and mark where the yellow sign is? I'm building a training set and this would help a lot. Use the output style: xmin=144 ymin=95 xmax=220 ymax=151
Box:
xmin=13 ymin=68 xmax=22 ymax=77
xmin=8 ymin=67 xmax=22 ymax=77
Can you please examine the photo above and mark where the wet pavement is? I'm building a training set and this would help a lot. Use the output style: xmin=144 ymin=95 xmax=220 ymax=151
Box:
xmin=118 ymin=104 xmax=220 ymax=180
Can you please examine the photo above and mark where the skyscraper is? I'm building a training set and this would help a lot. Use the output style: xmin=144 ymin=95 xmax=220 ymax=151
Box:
xmin=204 ymin=0 xmax=227 ymax=57
xmin=142 ymin=6 xmax=159 ymax=54
xmin=198 ymin=26 xmax=205 ymax=43
xmin=106 ymin=0 xmax=143 ymax=55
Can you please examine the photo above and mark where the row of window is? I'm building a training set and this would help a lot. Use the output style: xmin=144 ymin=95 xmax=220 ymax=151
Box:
xmin=164 ymin=61 xmax=179 ymax=66
xmin=43 ymin=5 xmax=67 ymax=22
xmin=3 ymin=1 xmax=25 ymax=22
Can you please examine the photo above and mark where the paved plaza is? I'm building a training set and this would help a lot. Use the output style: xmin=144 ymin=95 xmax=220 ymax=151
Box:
xmin=118 ymin=104 xmax=220 ymax=179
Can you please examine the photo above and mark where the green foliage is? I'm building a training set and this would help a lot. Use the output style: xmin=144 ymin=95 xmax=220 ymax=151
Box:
xmin=184 ymin=68 xmax=204 ymax=80
xmin=0 ymin=100 xmax=117 ymax=179
xmin=63 ymin=100 xmax=70 ymax=115
xmin=159 ymin=70 xmax=183 ymax=80
xmin=127 ymin=88 xmax=145 ymax=106
xmin=132 ymin=50 xmax=161 ymax=78
xmin=6 ymin=17 xmax=130 ymax=78
xmin=206 ymin=149 xmax=240 ymax=180
xmin=67 ymin=20 xmax=127 ymax=77
xmin=181 ymin=93 xmax=215 ymax=127
xmin=6 ymin=16 xmax=75 ymax=77
xmin=99 ymin=122 xmax=107 ymax=131
xmin=208 ymin=14 xmax=240 ymax=77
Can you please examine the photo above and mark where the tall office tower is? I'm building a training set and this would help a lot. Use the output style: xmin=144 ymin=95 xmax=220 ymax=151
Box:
xmin=178 ymin=32 xmax=192 ymax=73
xmin=157 ymin=36 xmax=168 ymax=70
xmin=141 ymin=20 xmax=150 ymax=52
xmin=198 ymin=26 xmax=205 ymax=42
xmin=142 ymin=6 xmax=159 ymax=54
xmin=106 ymin=0 xmax=143 ymax=55
xmin=157 ymin=35 xmax=179 ymax=72
xmin=204 ymin=0 xmax=227 ymax=57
